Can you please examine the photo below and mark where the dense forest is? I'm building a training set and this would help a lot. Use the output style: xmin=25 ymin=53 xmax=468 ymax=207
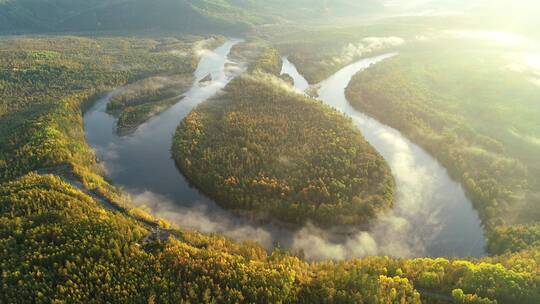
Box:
xmin=345 ymin=38 xmax=540 ymax=256
xmin=0 ymin=36 xmax=206 ymax=183
xmin=172 ymin=49 xmax=394 ymax=226
xmin=0 ymin=10 xmax=540 ymax=302
xmin=2 ymin=173 xmax=539 ymax=303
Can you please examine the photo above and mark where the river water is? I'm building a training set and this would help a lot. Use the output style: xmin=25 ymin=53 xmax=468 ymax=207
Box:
xmin=282 ymin=56 xmax=486 ymax=257
xmin=85 ymin=40 xmax=242 ymax=209
xmin=84 ymin=40 xmax=486 ymax=260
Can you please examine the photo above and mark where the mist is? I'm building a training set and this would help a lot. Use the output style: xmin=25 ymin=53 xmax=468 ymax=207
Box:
xmin=328 ymin=37 xmax=405 ymax=66
xmin=122 ymin=109 xmax=484 ymax=261
xmin=131 ymin=191 xmax=274 ymax=247
xmin=128 ymin=186 xmax=430 ymax=260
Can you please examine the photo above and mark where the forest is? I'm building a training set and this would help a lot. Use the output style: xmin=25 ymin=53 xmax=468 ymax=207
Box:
xmin=0 ymin=4 xmax=540 ymax=303
xmin=172 ymin=51 xmax=394 ymax=226
xmin=2 ymin=173 xmax=539 ymax=303
xmin=267 ymin=17 xmax=451 ymax=84
xmin=345 ymin=37 xmax=540 ymax=256
xmin=0 ymin=36 xmax=205 ymax=183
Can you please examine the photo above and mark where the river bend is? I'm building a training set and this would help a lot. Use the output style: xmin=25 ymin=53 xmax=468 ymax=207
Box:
xmin=84 ymin=41 xmax=486 ymax=259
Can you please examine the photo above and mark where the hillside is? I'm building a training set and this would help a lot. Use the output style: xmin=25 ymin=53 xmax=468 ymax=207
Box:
xmin=0 ymin=0 xmax=383 ymax=34
xmin=0 ymin=0 xmax=251 ymax=34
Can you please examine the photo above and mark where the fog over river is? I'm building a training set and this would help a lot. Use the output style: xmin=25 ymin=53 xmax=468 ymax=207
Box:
xmin=84 ymin=40 xmax=486 ymax=260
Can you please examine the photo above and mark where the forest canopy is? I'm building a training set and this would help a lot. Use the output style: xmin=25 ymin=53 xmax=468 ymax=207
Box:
xmin=173 ymin=66 xmax=395 ymax=226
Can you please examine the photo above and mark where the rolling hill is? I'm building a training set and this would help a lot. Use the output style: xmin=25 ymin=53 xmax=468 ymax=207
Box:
xmin=0 ymin=0 xmax=383 ymax=34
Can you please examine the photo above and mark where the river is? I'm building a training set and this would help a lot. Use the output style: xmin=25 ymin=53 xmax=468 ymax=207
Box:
xmin=282 ymin=56 xmax=486 ymax=257
xmin=84 ymin=40 xmax=485 ymax=260
xmin=85 ymin=40 xmax=243 ymax=210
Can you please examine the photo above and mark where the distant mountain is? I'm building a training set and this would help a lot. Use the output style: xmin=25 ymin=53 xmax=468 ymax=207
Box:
xmin=0 ymin=0 xmax=250 ymax=33
xmin=57 ymin=0 xmax=254 ymax=34
xmin=0 ymin=0 xmax=383 ymax=34
xmin=381 ymin=0 xmax=480 ymax=15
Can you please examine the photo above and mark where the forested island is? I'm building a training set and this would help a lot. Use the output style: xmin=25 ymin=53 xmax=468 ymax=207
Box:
xmin=108 ymin=75 xmax=193 ymax=134
xmin=105 ymin=36 xmax=224 ymax=134
xmin=172 ymin=50 xmax=394 ymax=226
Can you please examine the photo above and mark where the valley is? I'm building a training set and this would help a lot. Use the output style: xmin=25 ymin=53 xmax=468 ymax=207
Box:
xmin=0 ymin=1 xmax=539 ymax=303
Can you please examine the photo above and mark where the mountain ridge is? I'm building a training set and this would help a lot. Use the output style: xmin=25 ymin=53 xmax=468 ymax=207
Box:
xmin=0 ymin=0 xmax=383 ymax=34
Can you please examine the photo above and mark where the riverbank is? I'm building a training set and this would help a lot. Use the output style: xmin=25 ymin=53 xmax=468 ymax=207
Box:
xmin=285 ymin=55 xmax=487 ymax=257
xmin=344 ymin=41 xmax=540 ymax=254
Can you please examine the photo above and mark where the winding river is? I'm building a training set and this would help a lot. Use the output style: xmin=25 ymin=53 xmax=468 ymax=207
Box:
xmin=84 ymin=40 xmax=486 ymax=260
xmin=85 ymin=40 xmax=242 ymax=207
